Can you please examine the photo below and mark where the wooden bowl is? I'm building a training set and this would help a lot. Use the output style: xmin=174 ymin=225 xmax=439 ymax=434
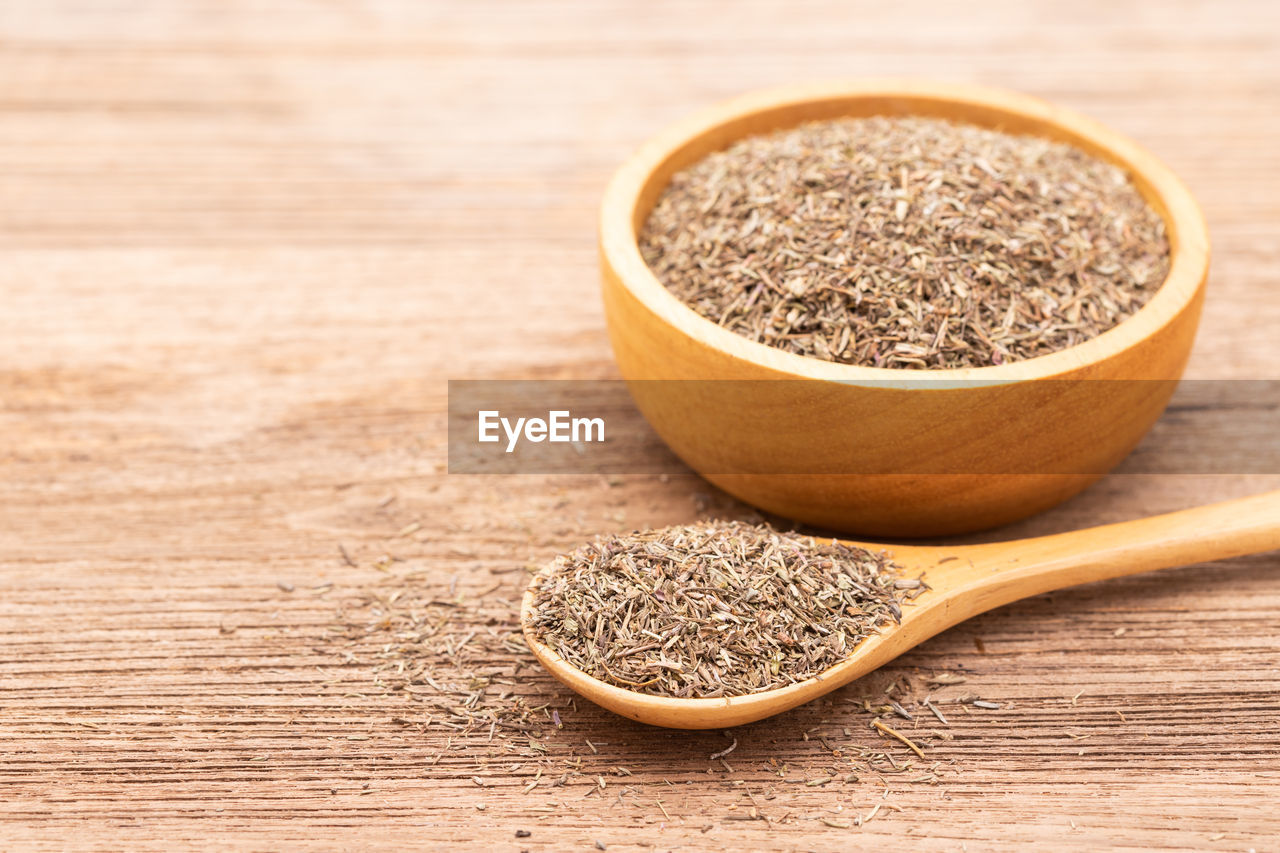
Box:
xmin=599 ymin=80 xmax=1209 ymax=536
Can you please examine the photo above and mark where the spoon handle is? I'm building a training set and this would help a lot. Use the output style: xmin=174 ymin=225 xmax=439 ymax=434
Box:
xmin=951 ymin=490 xmax=1280 ymax=612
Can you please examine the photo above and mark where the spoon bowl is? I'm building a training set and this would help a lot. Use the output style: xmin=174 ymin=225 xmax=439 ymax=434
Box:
xmin=522 ymin=491 xmax=1280 ymax=729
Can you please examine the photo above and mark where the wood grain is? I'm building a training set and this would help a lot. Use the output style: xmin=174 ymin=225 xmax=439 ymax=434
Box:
xmin=1 ymin=1 xmax=1278 ymax=849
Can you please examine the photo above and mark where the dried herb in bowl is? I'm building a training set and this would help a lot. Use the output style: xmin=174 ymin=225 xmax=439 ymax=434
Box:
xmin=526 ymin=520 xmax=922 ymax=698
xmin=639 ymin=116 xmax=1171 ymax=369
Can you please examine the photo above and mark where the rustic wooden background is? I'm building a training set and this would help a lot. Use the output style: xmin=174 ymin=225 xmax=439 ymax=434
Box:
xmin=2 ymin=1 xmax=1278 ymax=849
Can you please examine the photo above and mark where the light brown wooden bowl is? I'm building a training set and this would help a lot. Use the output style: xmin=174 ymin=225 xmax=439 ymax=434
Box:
xmin=600 ymin=80 xmax=1210 ymax=536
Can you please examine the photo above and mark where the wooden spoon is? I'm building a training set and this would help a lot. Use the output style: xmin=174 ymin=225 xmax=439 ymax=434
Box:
xmin=521 ymin=490 xmax=1280 ymax=729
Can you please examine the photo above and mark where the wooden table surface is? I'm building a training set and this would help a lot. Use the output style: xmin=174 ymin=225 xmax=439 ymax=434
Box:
xmin=3 ymin=2 xmax=1279 ymax=850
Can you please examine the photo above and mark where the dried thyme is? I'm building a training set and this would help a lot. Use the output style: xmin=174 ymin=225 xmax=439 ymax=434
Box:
xmin=525 ymin=520 xmax=919 ymax=697
xmin=639 ymin=116 xmax=1171 ymax=368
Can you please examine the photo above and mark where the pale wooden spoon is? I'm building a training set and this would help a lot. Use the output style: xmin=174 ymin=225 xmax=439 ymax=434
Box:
xmin=521 ymin=490 xmax=1280 ymax=729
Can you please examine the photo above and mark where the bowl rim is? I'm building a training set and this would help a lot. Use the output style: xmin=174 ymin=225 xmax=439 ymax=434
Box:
xmin=600 ymin=79 xmax=1210 ymax=384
